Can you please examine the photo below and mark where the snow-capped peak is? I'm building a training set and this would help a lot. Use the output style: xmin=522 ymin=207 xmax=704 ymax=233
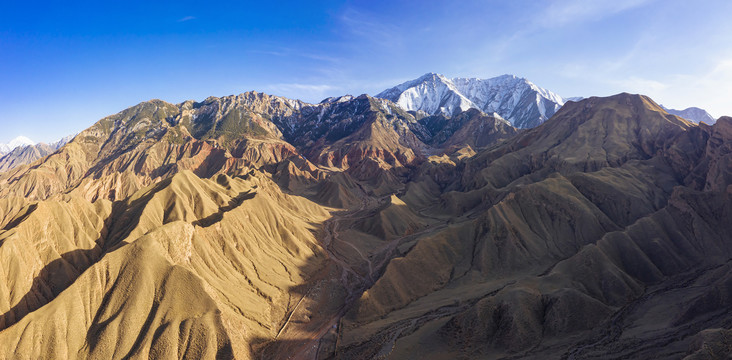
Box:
xmin=8 ymin=136 xmax=35 ymax=148
xmin=0 ymin=136 xmax=35 ymax=153
xmin=377 ymin=73 xmax=477 ymax=117
xmin=661 ymin=105 xmax=716 ymax=125
xmin=51 ymin=134 xmax=76 ymax=150
xmin=320 ymin=95 xmax=355 ymax=104
xmin=376 ymin=73 xmax=566 ymax=129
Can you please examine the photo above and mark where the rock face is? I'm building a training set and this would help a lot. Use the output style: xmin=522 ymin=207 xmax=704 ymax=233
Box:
xmin=417 ymin=108 xmax=518 ymax=149
xmin=0 ymin=90 xmax=730 ymax=360
xmin=0 ymin=92 xmax=515 ymax=202
xmin=377 ymin=72 xmax=565 ymax=128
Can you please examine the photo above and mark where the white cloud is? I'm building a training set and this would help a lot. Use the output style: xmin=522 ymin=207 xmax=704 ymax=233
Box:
xmin=660 ymin=57 xmax=732 ymax=117
xmin=583 ymin=56 xmax=732 ymax=117
xmin=177 ymin=16 xmax=196 ymax=22
xmin=264 ymin=83 xmax=340 ymax=103
xmin=614 ymin=76 xmax=668 ymax=93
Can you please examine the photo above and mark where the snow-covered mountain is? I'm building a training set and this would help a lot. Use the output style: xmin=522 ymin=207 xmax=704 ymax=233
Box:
xmin=0 ymin=134 xmax=76 ymax=172
xmin=375 ymin=73 xmax=476 ymax=116
xmin=50 ymin=134 xmax=75 ymax=150
xmin=376 ymin=73 xmax=565 ymax=129
xmin=0 ymin=136 xmax=35 ymax=154
xmin=661 ymin=105 xmax=716 ymax=125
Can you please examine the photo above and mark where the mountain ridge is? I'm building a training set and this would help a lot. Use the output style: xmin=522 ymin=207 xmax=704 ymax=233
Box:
xmin=0 ymin=90 xmax=730 ymax=359
xmin=376 ymin=72 xmax=565 ymax=129
xmin=662 ymin=105 xmax=716 ymax=124
xmin=0 ymin=90 xmax=524 ymax=203
xmin=0 ymin=134 xmax=75 ymax=172
xmin=0 ymin=136 xmax=35 ymax=154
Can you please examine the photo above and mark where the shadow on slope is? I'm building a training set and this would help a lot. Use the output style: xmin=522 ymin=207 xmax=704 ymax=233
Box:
xmin=192 ymin=190 xmax=255 ymax=227
xmin=0 ymin=246 xmax=107 ymax=331
xmin=1 ymin=203 xmax=37 ymax=232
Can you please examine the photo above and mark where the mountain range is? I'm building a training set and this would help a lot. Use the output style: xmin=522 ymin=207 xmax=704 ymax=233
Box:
xmin=662 ymin=105 xmax=717 ymax=124
xmin=377 ymin=73 xmax=720 ymax=130
xmin=0 ymin=81 xmax=730 ymax=359
xmin=0 ymin=136 xmax=35 ymax=154
xmin=0 ymin=134 xmax=75 ymax=172
xmin=376 ymin=73 xmax=565 ymax=129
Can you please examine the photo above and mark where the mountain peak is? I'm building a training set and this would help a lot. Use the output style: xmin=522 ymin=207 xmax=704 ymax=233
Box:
xmin=377 ymin=73 xmax=565 ymax=128
xmin=384 ymin=73 xmax=453 ymax=95
xmin=320 ymin=95 xmax=355 ymax=104
xmin=661 ymin=104 xmax=716 ymax=125
xmin=0 ymin=136 xmax=35 ymax=154
xmin=417 ymin=72 xmax=450 ymax=82
xmin=376 ymin=74 xmax=476 ymax=117
xmin=8 ymin=136 xmax=35 ymax=147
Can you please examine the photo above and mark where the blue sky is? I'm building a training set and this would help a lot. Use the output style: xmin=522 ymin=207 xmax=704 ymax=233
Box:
xmin=2 ymin=0 xmax=731 ymax=143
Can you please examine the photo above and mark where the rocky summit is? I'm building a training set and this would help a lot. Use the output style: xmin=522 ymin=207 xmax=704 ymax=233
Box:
xmin=0 ymin=90 xmax=730 ymax=360
xmin=377 ymin=73 xmax=565 ymax=129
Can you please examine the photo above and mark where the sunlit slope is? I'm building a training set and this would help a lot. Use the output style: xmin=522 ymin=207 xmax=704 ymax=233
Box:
xmin=0 ymin=92 xmax=510 ymax=206
xmin=0 ymin=96 xmax=310 ymax=202
xmin=0 ymin=170 xmax=331 ymax=359
xmin=0 ymin=197 xmax=112 ymax=331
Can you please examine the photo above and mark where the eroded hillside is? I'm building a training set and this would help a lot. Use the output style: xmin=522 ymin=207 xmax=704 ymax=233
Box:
xmin=0 ymin=92 xmax=730 ymax=360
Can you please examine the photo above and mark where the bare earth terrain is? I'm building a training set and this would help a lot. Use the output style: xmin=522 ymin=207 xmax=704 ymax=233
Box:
xmin=0 ymin=92 xmax=730 ymax=359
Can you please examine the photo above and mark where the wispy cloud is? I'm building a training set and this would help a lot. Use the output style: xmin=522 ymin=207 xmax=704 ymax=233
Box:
xmin=540 ymin=0 xmax=655 ymax=27
xmin=560 ymin=33 xmax=655 ymax=78
xmin=264 ymin=83 xmax=340 ymax=103
xmin=249 ymin=48 xmax=342 ymax=64
xmin=613 ymin=76 xmax=668 ymax=92
xmin=177 ymin=16 xmax=196 ymax=22
xmin=663 ymin=57 xmax=732 ymax=117
xmin=485 ymin=0 xmax=655 ymax=65
xmin=337 ymin=7 xmax=404 ymax=50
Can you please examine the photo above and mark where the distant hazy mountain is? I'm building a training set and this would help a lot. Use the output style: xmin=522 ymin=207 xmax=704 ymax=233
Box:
xmin=50 ymin=134 xmax=75 ymax=149
xmin=0 ymin=136 xmax=35 ymax=154
xmin=0 ymin=134 xmax=75 ymax=172
xmin=376 ymin=73 xmax=565 ymax=129
xmin=662 ymin=105 xmax=716 ymax=124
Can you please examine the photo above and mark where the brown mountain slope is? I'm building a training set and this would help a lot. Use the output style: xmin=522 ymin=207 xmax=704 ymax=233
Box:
xmin=1 ymin=92 xmax=730 ymax=360
xmin=329 ymin=94 xmax=732 ymax=359
xmin=0 ymin=92 xmax=507 ymax=205
xmin=0 ymin=91 xmax=521 ymax=360
xmin=461 ymin=93 xmax=693 ymax=190
xmin=0 ymin=96 xmax=309 ymax=202
xmin=0 ymin=143 xmax=55 ymax=172
xmin=419 ymin=108 xmax=518 ymax=149
xmin=0 ymin=169 xmax=331 ymax=359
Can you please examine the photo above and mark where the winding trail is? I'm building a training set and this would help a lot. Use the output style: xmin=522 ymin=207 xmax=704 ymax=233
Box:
xmin=268 ymin=183 xmax=456 ymax=360
xmin=262 ymin=184 xmax=389 ymax=360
